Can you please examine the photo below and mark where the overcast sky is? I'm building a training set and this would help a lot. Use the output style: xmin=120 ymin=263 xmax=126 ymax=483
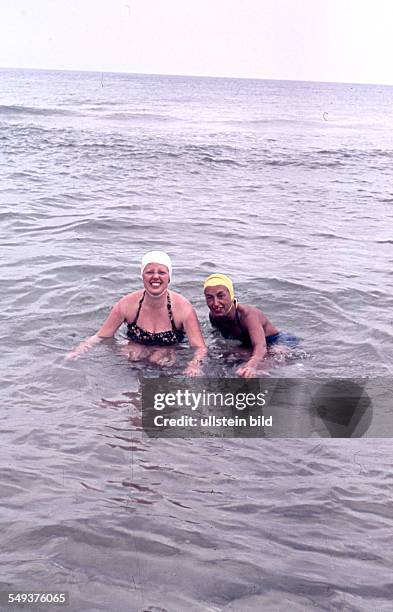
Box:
xmin=1 ymin=0 xmax=393 ymax=85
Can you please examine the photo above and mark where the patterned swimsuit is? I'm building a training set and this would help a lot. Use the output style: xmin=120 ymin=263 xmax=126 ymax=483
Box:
xmin=126 ymin=291 xmax=185 ymax=346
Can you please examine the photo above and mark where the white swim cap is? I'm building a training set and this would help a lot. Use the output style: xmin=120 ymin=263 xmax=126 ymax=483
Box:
xmin=140 ymin=251 xmax=172 ymax=280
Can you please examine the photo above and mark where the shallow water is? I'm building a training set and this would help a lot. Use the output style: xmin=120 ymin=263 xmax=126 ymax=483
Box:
xmin=1 ymin=69 xmax=393 ymax=610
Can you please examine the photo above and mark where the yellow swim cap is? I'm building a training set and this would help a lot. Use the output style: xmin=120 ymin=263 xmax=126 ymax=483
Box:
xmin=203 ymin=273 xmax=235 ymax=301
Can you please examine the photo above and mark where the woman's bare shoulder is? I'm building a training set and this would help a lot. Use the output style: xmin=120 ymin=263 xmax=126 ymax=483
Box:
xmin=170 ymin=290 xmax=189 ymax=303
xmin=237 ymin=302 xmax=255 ymax=314
xmin=119 ymin=289 xmax=143 ymax=305
xmin=237 ymin=303 xmax=265 ymax=321
xmin=169 ymin=291 xmax=194 ymax=312
xmin=118 ymin=290 xmax=144 ymax=318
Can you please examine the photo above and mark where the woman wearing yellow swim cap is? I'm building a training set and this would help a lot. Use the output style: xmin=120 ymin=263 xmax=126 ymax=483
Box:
xmin=204 ymin=273 xmax=294 ymax=378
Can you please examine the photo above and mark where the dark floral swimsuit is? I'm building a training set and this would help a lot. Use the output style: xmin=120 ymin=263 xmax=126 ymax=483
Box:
xmin=126 ymin=291 xmax=185 ymax=346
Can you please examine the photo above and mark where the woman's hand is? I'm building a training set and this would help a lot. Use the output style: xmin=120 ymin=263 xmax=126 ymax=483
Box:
xmin=65 ymin=335 xmax=102 ymax=361
xmin=183 ymin=344 xmax=206 ymax=377
xmin=236 ymin=361 xmax=258 ymax=378
xmin=183 ymin=361 xmax=203 ymax=377
xmin=236 ymin=355 xmax=262 ymax=378
xmin=148 ymin=348 xmax=176 ymax=367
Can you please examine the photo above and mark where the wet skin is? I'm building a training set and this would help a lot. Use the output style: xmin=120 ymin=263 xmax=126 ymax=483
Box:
xmin=204 ymin=285 xmax=278 ymax=378
xmin=67 ymin=263 xmax=206 ymax=375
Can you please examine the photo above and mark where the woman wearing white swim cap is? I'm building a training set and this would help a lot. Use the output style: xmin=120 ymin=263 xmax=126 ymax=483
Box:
xmin=67 ymin=251 xmax=206 ymax=375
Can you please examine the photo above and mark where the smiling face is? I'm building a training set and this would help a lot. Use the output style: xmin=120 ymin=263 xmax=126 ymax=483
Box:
xmin=204 ymin=285 xmax=233 ymax=317
xmin=142 ymin=263 xmax=170 ymax=296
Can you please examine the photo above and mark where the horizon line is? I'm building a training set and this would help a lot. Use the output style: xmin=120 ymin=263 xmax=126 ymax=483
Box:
xmin=1 ymin=65 xmax=393 ymax=88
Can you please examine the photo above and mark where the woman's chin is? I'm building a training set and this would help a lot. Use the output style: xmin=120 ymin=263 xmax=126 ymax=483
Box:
xmin=144 ymin=286 xmax=167 ymax=298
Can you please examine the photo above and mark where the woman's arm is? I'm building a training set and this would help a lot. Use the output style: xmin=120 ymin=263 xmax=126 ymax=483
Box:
xmin=181 ymin=304 xmax=207 ymax=376
xmin=96 ymin=300 xmax=125 ymax=338
xmin=66 ymin=300 xmax=125 ymax=360
xmin=236 ymin=310 xmax=267 ymax=378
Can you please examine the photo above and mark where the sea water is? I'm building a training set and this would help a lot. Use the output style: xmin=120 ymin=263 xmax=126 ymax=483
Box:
xmin=1 ymin=68 xmax=393 ymax=610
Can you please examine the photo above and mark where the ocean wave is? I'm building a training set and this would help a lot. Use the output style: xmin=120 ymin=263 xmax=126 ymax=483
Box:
xmin=315 ymin=148 xmax=393 ymax=160
xmin=102 ymin=111 xmax=179 ymax=122
xmin=215 ymin=117 xmax=310 ymax=127
xmin=265 ymin=158 xmax=344 ymax=168
xmin=200 ymin=155 xmax=242 ymax=166
xmin=312 ymin=232 xmax=352 ymax=241
xmin=0 ymin=104 xmax=75 ymax=117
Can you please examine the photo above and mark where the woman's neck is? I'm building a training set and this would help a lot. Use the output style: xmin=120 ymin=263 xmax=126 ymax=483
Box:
xmin=143 ymin=288 xmax=168 ymax=308
xmin=223 ymin=300 xmax=236 ymax=320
